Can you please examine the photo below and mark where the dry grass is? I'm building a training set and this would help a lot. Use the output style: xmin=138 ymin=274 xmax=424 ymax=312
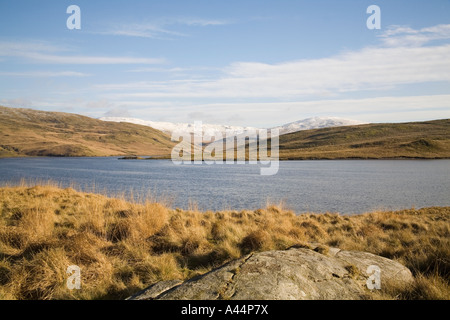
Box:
xmin=0 ymin=105 xmax=175 ymax=158
xmin=0 ymin=184 xmax=448 ymax=300
xmin=278 ymin=119 xmax=450 ymax=159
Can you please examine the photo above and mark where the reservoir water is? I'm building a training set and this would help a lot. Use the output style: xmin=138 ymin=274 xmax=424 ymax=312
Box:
xmin=0 ymin=157 xmax=449 ymax=214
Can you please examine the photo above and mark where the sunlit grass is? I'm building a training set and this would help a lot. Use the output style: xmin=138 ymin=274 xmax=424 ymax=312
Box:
xmin=0 ymin=184 xmax=448 ymax=300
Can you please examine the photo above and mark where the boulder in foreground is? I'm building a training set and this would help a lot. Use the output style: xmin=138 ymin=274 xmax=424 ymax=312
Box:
xmin=128 ymin=245 xmax=414 ymax=300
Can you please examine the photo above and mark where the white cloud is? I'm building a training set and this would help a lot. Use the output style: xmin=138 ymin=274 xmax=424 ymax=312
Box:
xmin=127 ymin=66 xmax=221 ymax=73
xmin=98 ymin=17 xmax=231 ymax=39
xmin=74 ymin=23 xmax=450 ymax=125
xmin=7 ymin=94 xmax=448 ymax=126
xmin=179 ymin=18 xmax=230 ymax=26
xmin=96 ymin=44 xmax=450 ymax=99
xmin=380 ymin=24 xmax=450 ymax=47
xmin=4 ymin=23 xmax=449 ymax=126
xmin=0 ymin=41 xmax=65 ymax=55
xmin=25 ymin=53 xmax=165 ymax=65
xmin=0 ymin=41 xmax=166 ymax=65
xmin=101 ymin=24 xmax=187 ymax=39
xmin=95 ymin=95 xmax=450 ymax=127
xmin=0 ymin=71 xmax=90 ymax=77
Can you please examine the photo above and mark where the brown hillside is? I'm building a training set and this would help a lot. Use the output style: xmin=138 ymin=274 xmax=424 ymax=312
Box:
xmin=278 ymin=119 xmax=450 ymax=159
xmin=0 ymin=106 xmax=175 ymax=158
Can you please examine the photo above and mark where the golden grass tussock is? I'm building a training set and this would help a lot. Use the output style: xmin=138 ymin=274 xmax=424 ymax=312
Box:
xmin=0 ymin=184 xmax=449 ymax=300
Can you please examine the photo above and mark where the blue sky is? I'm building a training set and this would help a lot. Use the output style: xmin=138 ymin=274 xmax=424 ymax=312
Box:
xmin=0 ymin=0 xmax=449 ymax=127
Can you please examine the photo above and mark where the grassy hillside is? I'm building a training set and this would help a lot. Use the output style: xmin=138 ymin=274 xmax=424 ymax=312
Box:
xmin=0 ymin=106 xmax=176 ymax=158
xmin=0 ymin=183 xmax=448 ymax=300
xmin=1 ymin=105 xmax=448 ymax=160
xmin=278 ymin=119 xmax=450 ymax=160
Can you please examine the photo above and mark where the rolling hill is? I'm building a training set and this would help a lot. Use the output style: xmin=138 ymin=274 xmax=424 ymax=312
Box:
xmin=0 ymin=106 xmax=176 ymax=158
xmin=1 ymin=105 xmax=449 ymax=160
xmin=278 ymin=119 xmax=450 ymax=159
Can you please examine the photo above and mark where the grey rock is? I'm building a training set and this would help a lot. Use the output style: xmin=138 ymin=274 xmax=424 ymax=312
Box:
xmin=334 ymin=250 xmax=414 ymax=285
xmin=126 ymin=279 xmax=183 ymax=300
xmin=128 ymin=246 xmax=414 ymax=300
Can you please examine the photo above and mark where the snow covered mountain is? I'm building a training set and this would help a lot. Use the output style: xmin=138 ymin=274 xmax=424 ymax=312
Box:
xmin=272 ymin=117 xmax=366 ymax=135
xmin=99 ymin=116 xmax=366 ymax=138
xmin=99 ymin=117 xmax=258 ymax=137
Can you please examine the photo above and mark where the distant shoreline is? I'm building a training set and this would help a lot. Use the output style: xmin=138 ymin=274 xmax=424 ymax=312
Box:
xmin=2 ymin=155 xmax=449 ymax=160
xmin=4 ymin=153 xmax=449 ymax=161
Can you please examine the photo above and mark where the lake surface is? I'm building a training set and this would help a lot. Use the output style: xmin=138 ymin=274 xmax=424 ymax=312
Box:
xmin=0 ymin=157 xmax=449 ymax=214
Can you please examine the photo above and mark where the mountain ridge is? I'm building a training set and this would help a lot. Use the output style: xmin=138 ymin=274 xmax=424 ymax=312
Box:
xmin=99 ymin=116 xmax=365 ymax=136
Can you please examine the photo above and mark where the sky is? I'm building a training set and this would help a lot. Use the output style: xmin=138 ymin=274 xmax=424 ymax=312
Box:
xmin=0 ymin=0 xmax=449 ymax=128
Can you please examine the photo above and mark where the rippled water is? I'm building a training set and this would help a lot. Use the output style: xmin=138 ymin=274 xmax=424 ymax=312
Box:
xmin=0 ymin=157 xmax=449 ymax=214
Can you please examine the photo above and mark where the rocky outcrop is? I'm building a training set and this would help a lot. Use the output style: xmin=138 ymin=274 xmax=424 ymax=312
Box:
xmin=128 ymin=245 xmax=414 ymax=300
